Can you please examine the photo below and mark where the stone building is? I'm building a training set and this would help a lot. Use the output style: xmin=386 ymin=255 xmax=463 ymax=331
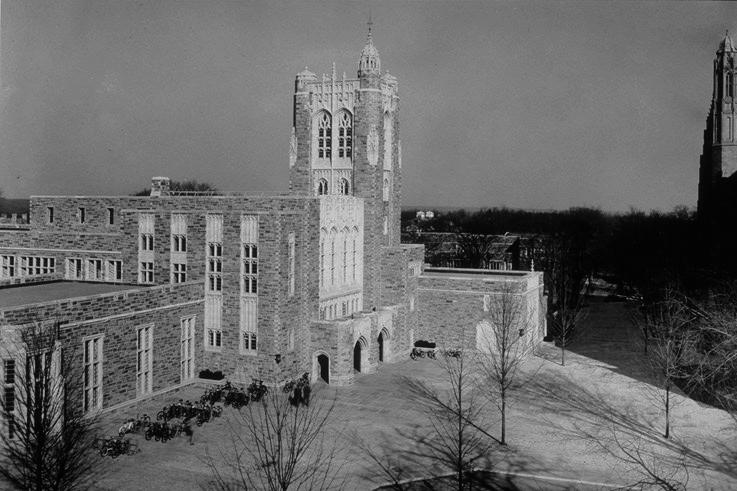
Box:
xmin=698 ymin=31 xmax=737 ymax=268
xmin=0 ymin=28 xmax=545 ymax=431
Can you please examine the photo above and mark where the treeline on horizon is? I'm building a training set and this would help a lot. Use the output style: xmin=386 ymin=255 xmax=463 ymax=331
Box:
xmin=402 ymin=205 xmax=703 ymax=299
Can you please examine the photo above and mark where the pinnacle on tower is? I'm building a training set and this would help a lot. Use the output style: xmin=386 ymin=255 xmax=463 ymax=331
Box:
xmin=359 ymin=16 xmax=381 ymax=76
xmin=718 ymin=30 xmax=736 ymax=53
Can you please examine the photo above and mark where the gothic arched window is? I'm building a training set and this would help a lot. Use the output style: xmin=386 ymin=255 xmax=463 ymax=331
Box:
xmin=339 ymin=178 xmax=350 ymax=195
xmin=317 ymin=178 xmax=328 ymax=195
xmin=338 ymin=112 xmax=352 ymax=159
xmin=317 ymin=112 xmax=332 ymax=159
xmin=383 ymin=112 xmax=393 ymax=170
xmin=383 ymin=177 xmax=390 ymax=201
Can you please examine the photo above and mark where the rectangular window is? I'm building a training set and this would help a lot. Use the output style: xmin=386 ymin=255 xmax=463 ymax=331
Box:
xmin=18 ymin=256 xmax=54 ymax=277
xmin=87 ymin=259 xmax=103 ymax=281
xmin=107 ymin=208 xmax=115 ymax=225
xmin=242 ymin=244 xmax=258 ymax=294
xmin=106 ymin=260 xmax=122 ymax=282
xmin=288 ymin=232 xmax=296 ymax=296
xmin=47 ymin=207 xmax=54 ymax=224
xmin=78 ymin=207 xmax=85 ymax=224
xmin=171 ymin=262 xmax=186 ymax=283
xmin=65 ymin=258 xmax=83 ymax=280
xmin=171 ymin=213 xmax=187 ymax=252
xmin=205 ymin=295 xmax=223 ymax=351
xmin=206 ymin=214 xmax=223 ymax=292
xmin=3 ymin=359 xmax=15 ymax=439
xmin=180 ymin=316 xmax=195 ymax=382
xmin=139 ymin=261 xmax=154 ymax=284
xmin=1 ymin=255 xmax=15 ymax=278
xmin=83 ymin=336 xmax=103 ymax=413
xmin=240 ymin=296 xmax=258 ymax=354
xmin=172 ymin=235 xmax=187 ymax=252
xmin=136 ymin=326 xmax=153 ymax=396
xmin=140 ymin=234 xmax=154 ymax=251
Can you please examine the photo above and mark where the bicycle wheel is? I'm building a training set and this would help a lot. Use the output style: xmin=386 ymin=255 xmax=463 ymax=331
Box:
xmin=156 ymin=410 xmax=165 ymax=421
xmin=101 ymin=446 xmax=109 ymax=458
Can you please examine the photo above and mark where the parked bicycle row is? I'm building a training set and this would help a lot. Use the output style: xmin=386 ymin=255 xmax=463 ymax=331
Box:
xmin=93 ymin=435 xmax=140 ymax=458
xmin=200 ymin=378 xmax=268 ymax=408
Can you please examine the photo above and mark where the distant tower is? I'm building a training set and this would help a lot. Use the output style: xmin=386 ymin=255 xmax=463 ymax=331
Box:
xmin=289 ymin=22 xmax=401 ymax=308
xmin=697 ymin=31 xmax=737 ymax=267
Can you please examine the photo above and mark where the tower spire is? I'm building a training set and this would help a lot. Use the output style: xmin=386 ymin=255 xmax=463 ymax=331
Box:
xmin=368 ymin=10 xmax=373 ymax=42
xmin=358 ymin=12 xmax=381 ymax=78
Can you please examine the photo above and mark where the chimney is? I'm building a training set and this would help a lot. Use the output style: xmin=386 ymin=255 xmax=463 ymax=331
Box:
xmin=150 ymin=176 xmax=171 ymax=197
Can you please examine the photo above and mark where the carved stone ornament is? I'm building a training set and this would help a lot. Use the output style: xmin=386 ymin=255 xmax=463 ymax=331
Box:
xmin=367 ymin=125 xmax=379 ymax=167
xmin=289 ymin=127 xmax=297 ymax=168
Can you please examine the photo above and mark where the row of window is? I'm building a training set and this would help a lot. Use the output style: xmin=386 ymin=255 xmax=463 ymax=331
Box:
xmin=316 ymin=111 xmax=353 ymax=159
xmin=65 ymin=258 xmax=122 ymax=282
xmin=319 ymin=228 xmax=360 ymax=290
xmin=319 ymin=295 xmax=362 ymax=321
xmin=316 ymin=177 xmax=351 ymax=196
xmin=46 ymin=206 xmax=115 ymax=225
xmin=0 ymin=255 xmax=56 ymax=279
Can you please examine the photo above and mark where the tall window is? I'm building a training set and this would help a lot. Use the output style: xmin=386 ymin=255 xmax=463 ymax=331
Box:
xmin=3 ymin=359 xmax=15 ymax=438
xmin=342 ymin=233 xmax=347 ymax=284
xmin=206 ymin=214 xmax=223 ymax=292
xmin=136 ymin=326 xmax=153 ymax=396
xmin=1 ymin=255 xmax=15 ymax=278
xmin=180 ymin=316 xmax=195 ymax=382
xmin=728 ymin=72 xmax=734 ymax=98
xmin=242 ymin=244 xmax=258 ymax=294
xmin=338 ymin=111 xmax=352 ymax=158
xmin=383 ymin=112 xmax=393 ymax=170
xmin=383 ymin=177 xmax=390 ymax=201
xmin=205 ymin=295 xmax=223 ymax=350
xmin=78 ymin=207 xmax=86 ymax=224
xmin=352 ymin=234 xmax=357 ymax=282
xmin=47 ymin=207 xmax=54 ymax=224
xmin=330 ymin=231 xmax=336 ymax=286
xmin=171 ymin=213 xmax=187 ymax=252
xmin=66 ymin=258 xmax=83 ymax=280
xmin=83 ymin=336 xmax=103 ymax=413
xmin=107 ymin=208 xmax=115 ymax=225
xmin=319 ymin=232 xmax=325 ymax=289
xmin=288 ymin=232 xmax=296 ymax=297
xmin=317 ymin=112 xmax=331 ymax=159
xmin=339 ymin=178 xmax=350 ymax=195
xmin=138 ymin=213 xmax=155 ymax=284
xmin=317 ymin=178 xmax=328 ymax=195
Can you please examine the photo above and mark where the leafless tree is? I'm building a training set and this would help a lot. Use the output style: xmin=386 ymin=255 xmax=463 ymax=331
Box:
xmin=475 ymin=282 xmax=536 ymax=445
xmin=456 ymin=232 xmax=493 ymax=268
xmin=0 ymin=321 xmax=102 ymax=490
xmin=399 ymin=350 xmax=493 ymax=490
xmin=544 ymin=236 xmax=590 ymax=366
xmin=205 ymin=384 xmax=346 ymax=491
xmin=633 ymin=290 xmax=698 ymax=439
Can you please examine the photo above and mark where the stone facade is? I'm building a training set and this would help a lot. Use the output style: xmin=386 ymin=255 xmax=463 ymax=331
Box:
xmin=0 ymin=28 xmax=546 ymax=428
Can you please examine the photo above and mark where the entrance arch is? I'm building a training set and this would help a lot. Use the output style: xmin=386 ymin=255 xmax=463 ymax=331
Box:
xmin=378 ymin=328 xmax=390 ymax=362
xmin=317 ymin=354 xmax=330 ymax=383
xmin=353 ymin=336 xmax=367 ymax=373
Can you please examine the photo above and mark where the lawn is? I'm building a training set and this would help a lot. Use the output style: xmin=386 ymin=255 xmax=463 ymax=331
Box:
xmin=90 ymin=298 xmax=737 ymax=490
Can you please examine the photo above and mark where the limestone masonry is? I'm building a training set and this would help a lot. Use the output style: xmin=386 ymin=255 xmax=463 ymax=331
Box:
xmin=0 ymin=29 xmax=545 ymax=428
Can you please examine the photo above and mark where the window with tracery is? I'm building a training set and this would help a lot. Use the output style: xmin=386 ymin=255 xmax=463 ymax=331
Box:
xmin=317 ymin=178 xmax=329 ymax=195
xmin=339 ymin=178 xmax=350 ymax=195
xmin=338 ymin=112 xmax=352 ymax=158
xmin=317 ymin=112 xmax=331 ymax=159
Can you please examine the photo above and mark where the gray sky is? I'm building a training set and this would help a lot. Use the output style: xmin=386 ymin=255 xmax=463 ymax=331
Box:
xmin=1 ymin=0 xmax=735 ymax=212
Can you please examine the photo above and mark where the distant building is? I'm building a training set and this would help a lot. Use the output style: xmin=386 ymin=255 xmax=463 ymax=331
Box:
xmin=415 ymin=210 xmax=435 ymax=220
xmin=698 ymin=31 xmax=737 ymax=267
xmin=0 ymin=26 xmax=545 ymax=432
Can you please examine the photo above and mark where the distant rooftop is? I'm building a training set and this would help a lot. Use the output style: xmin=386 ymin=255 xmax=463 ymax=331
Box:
xmin=0 ymin=281 xmax=145 ymax=310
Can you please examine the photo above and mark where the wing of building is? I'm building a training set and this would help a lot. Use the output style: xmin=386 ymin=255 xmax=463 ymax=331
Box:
xmin=0 ymin=27 xmax=546 ymax=424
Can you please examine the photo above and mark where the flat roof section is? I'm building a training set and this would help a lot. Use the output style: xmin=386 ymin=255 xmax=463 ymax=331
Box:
xmin=422 ymin=267 xmax=531 ymax=279
xmin=0 ymin=281 xmax=145 ymax=310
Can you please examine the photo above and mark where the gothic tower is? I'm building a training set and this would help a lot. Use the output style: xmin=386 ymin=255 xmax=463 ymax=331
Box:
xmin=289 ymin=25 xmax=401 ymax=309
xmin=697 ymin=31 xmax=737 ymax=267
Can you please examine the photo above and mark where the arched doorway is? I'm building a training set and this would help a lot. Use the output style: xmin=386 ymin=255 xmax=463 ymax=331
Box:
xmin=378 ymin=328 xmax=389 ymax=362
xmin=317 ymin=354 xmax=329 ymax=383
xmin=353 ymin=341 xmax=362 ymax=372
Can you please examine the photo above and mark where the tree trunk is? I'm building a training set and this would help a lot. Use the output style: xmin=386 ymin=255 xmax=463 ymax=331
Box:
xmin=501 ymin=391 xmax=507 ymax=445
xmin=664 ymin=384 xmax=670 ymax=439
xmin=561 ymin=342 xmax=566 ymax=366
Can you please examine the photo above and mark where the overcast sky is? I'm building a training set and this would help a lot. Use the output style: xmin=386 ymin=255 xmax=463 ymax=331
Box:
xmin=1 ymin=0 xmax=736 ymax=211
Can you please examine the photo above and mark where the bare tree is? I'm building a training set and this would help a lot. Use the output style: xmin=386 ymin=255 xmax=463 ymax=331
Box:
xmin=205 ymin=384 xmax=345 ymax=491
xmin=544 ymin=236 xmax=590 ymax=366
xmin=475 ymin=282 xmax=536 ymax=445
xmin=455 ymin=232 xmax=493 ymax=268
xmin=633 ymin=290 xmax=697 ymax=439
xmin=0 ymin=321 xmax=102 ymax=490
xmin=399 ymin=351 xmax=493 ymax=490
